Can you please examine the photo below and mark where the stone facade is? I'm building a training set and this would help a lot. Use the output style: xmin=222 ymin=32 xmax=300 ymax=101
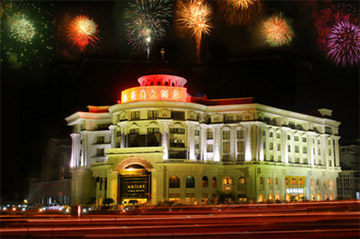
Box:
xmin=65 ymin=74 xmax=341 ymax=206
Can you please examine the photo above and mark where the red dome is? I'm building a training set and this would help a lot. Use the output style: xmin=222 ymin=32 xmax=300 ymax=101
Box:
xmin=138 ymin=74 xmax=187 ymax=87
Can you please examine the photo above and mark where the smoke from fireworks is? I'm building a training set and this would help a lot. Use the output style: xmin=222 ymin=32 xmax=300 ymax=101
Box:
xmin=327 ymin=21 xmax=360 ymax=67
xmin=261 ymin=13 xmax=294 ymax=47
xmin=1 ymin=1 xmax=55 ymax=69
xmin=124 ymin=0 xmax=173 ymax=54
xmin=67 ymin=15 xmax=99 ymax=52
xmin=218 ymin=0 xmax=263 ymax=25
xmin=176 ymin=0 xmax=212 ymax=62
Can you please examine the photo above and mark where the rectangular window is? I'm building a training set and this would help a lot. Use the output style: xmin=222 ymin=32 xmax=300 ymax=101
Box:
xmin=287 ymin=135 xmax=291 ymax=140
xmin=317 ymin=139 xmax=321 ymax=144
xmin=223 ymin=131 xmax=230 ymax=140
xmin=291 ymin=178 xmax=296 ymax=185
xmin=195 ymin=130 xmax=200 ymax=136
xmin=285 ymin=178 xmax=288 ymax=185
xmin=278 ymin=156 xmax=281 ymax=162
xmin=318 ymin=149 xmax=321 ymax=155
xmin=294 ymin=136 xmax=299 ymax=141
xmin=270 ymin=155 xmax=274 ymax=161
xmin=147 ymin=110 xmax=158 ymax=119
xmin=129 ymin=128 xmax=139 ymax=134
xmin=147 ymin=127 xmax=160 ymax=133
xmin=288 ymin=145 xmax=291 ymax=152
xmin=207 ymin=144 xmax=213 ymax=152
xmin=262 ymin=131 xmax=266 ymax=136
xmin=295 ymin=146 xmax=299 ymax=153
xmin=269 ymin=143 xmax=273 ymax=150
xmin=302 ymin=137 xmax=307 ymax=143
xmin=237 ymin=130 xmax=245 ymax=139
xmin=97 ymin=148 xmax=104 ymax=156
xmin=329 ymin=149 xmax=332 ymax=156
xmin=206 ymin=130 xmax=213 ymax=139
xmin=223 ymin=142 xmax=230 ymax=153
xmin=295 ymin=158 xmax=300 ymax=163
xmin=131 ymin=111 xmax=140 ymax=120
xmin=97 ymin=136 xmax=105 ymax=144
xmin=303 ymin=158 xmax=308 ymax=164
xmin=116 ymin=131 xmax=121 ymax=137
xmin=170 ymin=128 xmax=185 ymax=134
xmin=237 ymin=141 xmax=245 ymax=153
xmin=277 ymin=144 xmax=281 ymax=151
xmin=263 ymin=142 xmax=266 ymax=149
xmin=267 ymin=178 xmax=272 ymax=184
xmin=171 ymin=111 xmax=185 ymax=120
xmin=303 ymin=147 xmax=307 ymax=154
xmin=276 ymin=133 xmax=281 ymax=139
xmin=269 ymin=132 xmax=273 ymax=137
xmin=260 ymin=177 xmax=263 ymax=184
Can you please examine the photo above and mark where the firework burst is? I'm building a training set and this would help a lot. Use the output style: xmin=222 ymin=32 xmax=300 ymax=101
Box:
xmin=176 ymin=0 xmax=212 ymax=62
xmin=9 ymin=17 xmax=36 ymax=43
xmin=67 ymin=15 xmax=99 ymax=52
xmin=262 ymin=13 xmax=294 ymax=47
xmin=218 ymin=0 xmax=263 ymax=25
xmin=0 ymin=1 xmax=55 ymax=69
xmin=327 ymin=21 xmax=360 ymax=67
xmin=124 ymin=0 xmax=173 ymax=54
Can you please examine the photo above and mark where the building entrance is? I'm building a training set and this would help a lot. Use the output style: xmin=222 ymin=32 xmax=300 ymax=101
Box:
xmin=118 ymin=165 xmax=151 ymax=205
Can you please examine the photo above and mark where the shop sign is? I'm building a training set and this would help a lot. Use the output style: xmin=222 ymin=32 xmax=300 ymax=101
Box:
xmin=121 ymin=86 xmax=187 ymax=103
xmin=286 ymin=188 xmax=304 ymax=194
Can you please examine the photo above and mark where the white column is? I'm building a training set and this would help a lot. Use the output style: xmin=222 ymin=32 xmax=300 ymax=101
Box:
xmin=200 ymin=124 xmax=207 ymax=161
xmin=308 ymin=132 xmax=315 ymax=165
xmin=282 ymin=128 xmax=289 ymax=163
xmin=187 ymin=121 xmax=196 ymax=160
xmin=213 ymin=125 xmax=222 ymax=162
xmin=230 ymin=126 xmax=236 ymax=161
xmin=70 ymin=133 xmax=81 ymax=168
xmin=160 ymin=120 xmax=170 ymax=160
xmin=109 ymin=125 xmax=116 ymax=148
xmin=334 ymin=136 xmax=340 ymax=167
xmin=259 ymin=124 xmax=264 ymax=161
xmin=244 ymin=124 xmax=251 ymax=161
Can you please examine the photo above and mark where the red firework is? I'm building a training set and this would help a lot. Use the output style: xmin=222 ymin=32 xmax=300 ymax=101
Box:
xmin=67 ymin=15 xmax=99 ymax=52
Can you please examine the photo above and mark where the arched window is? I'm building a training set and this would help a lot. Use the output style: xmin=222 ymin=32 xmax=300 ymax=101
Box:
xmin=186 ymin=176 xmax=195 ymax=188
xmin=299 ymin=178 xmax=303 ymax=185
xmin=151 ymin=82 xmax=154 ymax=86
xmin=223 ymin=177 xmax=232 ymax=190
xmin=165 ymin=81 xmax=169 ymax=86
xmin=172 ymin=82 xmax=175 ymax=87
xmin=239 ymin=177 xmax=246 ymax=185
xmin=157 ymin=81 xmax=161 ymax=85
xmin=202 ymin=176 xmax=208 ymax=188
xmin=169 ymin=176 xmax=180 ymax=188
xmin=211 ymin=177 xmax=217 ymax=188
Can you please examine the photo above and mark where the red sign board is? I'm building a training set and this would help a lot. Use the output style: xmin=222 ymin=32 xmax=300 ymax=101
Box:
xmin=121 ymin=86 xmax=187 ymax=103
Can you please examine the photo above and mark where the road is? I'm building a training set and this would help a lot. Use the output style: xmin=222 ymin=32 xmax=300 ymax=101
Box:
xmin=0 ymin=201 xmax=359 ymax=238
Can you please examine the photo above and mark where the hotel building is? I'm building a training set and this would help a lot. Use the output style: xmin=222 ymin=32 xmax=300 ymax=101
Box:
xmin=65 ymin=74 xmax=341 ymax=206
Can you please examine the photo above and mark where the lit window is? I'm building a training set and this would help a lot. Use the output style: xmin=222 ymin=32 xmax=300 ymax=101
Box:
xmin=223 ymin=177 xmax=232 ymax=190
xmin=169 ymin=176 xmax=180 ymax=188
xmin=285 ymin=178 xmax=288 ymax=185
xmin=202 ymin=176 xmax=208 ymax=188
xmin=239 ymin=177 xmax=246 ymax=184
xmin=291 ymin=178 xmax=297 ymax=185
xmin=267 ymin=178 xmax=272 ymax=184
xmin=299 ymin=178 xmax=303 ymax=185
xmin=259 ymin=177 xmax=263 ymax=184
xmin=212 ymin=177 xmax=217 ymax=188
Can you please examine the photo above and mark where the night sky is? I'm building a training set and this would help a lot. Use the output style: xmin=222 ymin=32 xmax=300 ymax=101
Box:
xmin=1 ymin=0 xmax=359 ymax=201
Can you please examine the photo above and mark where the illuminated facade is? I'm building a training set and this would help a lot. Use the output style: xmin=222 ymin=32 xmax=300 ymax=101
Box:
xmin=65 ymin=74 xmax=341 ymax=206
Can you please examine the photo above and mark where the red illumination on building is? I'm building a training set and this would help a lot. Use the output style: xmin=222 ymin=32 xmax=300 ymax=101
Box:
xmin=121 ymin=86 xmax=187 ymax=103
xmin=120 ymin=75 xmax=188 ymax=103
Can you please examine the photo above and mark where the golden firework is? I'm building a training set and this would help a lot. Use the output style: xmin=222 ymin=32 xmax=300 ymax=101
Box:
xmin=176 ymin=0 xmax=212 ymax=62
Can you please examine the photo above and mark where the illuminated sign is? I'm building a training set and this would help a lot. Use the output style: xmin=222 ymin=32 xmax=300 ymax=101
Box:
xmin=121 ymin=86 xmax=187 ymax=103
xmin=286 ymin=188 xmax=304 ymax=194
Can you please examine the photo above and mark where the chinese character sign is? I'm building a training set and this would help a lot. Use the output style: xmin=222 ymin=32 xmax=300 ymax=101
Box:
xmin=121 ymin=86 xmax=187 ymax=103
